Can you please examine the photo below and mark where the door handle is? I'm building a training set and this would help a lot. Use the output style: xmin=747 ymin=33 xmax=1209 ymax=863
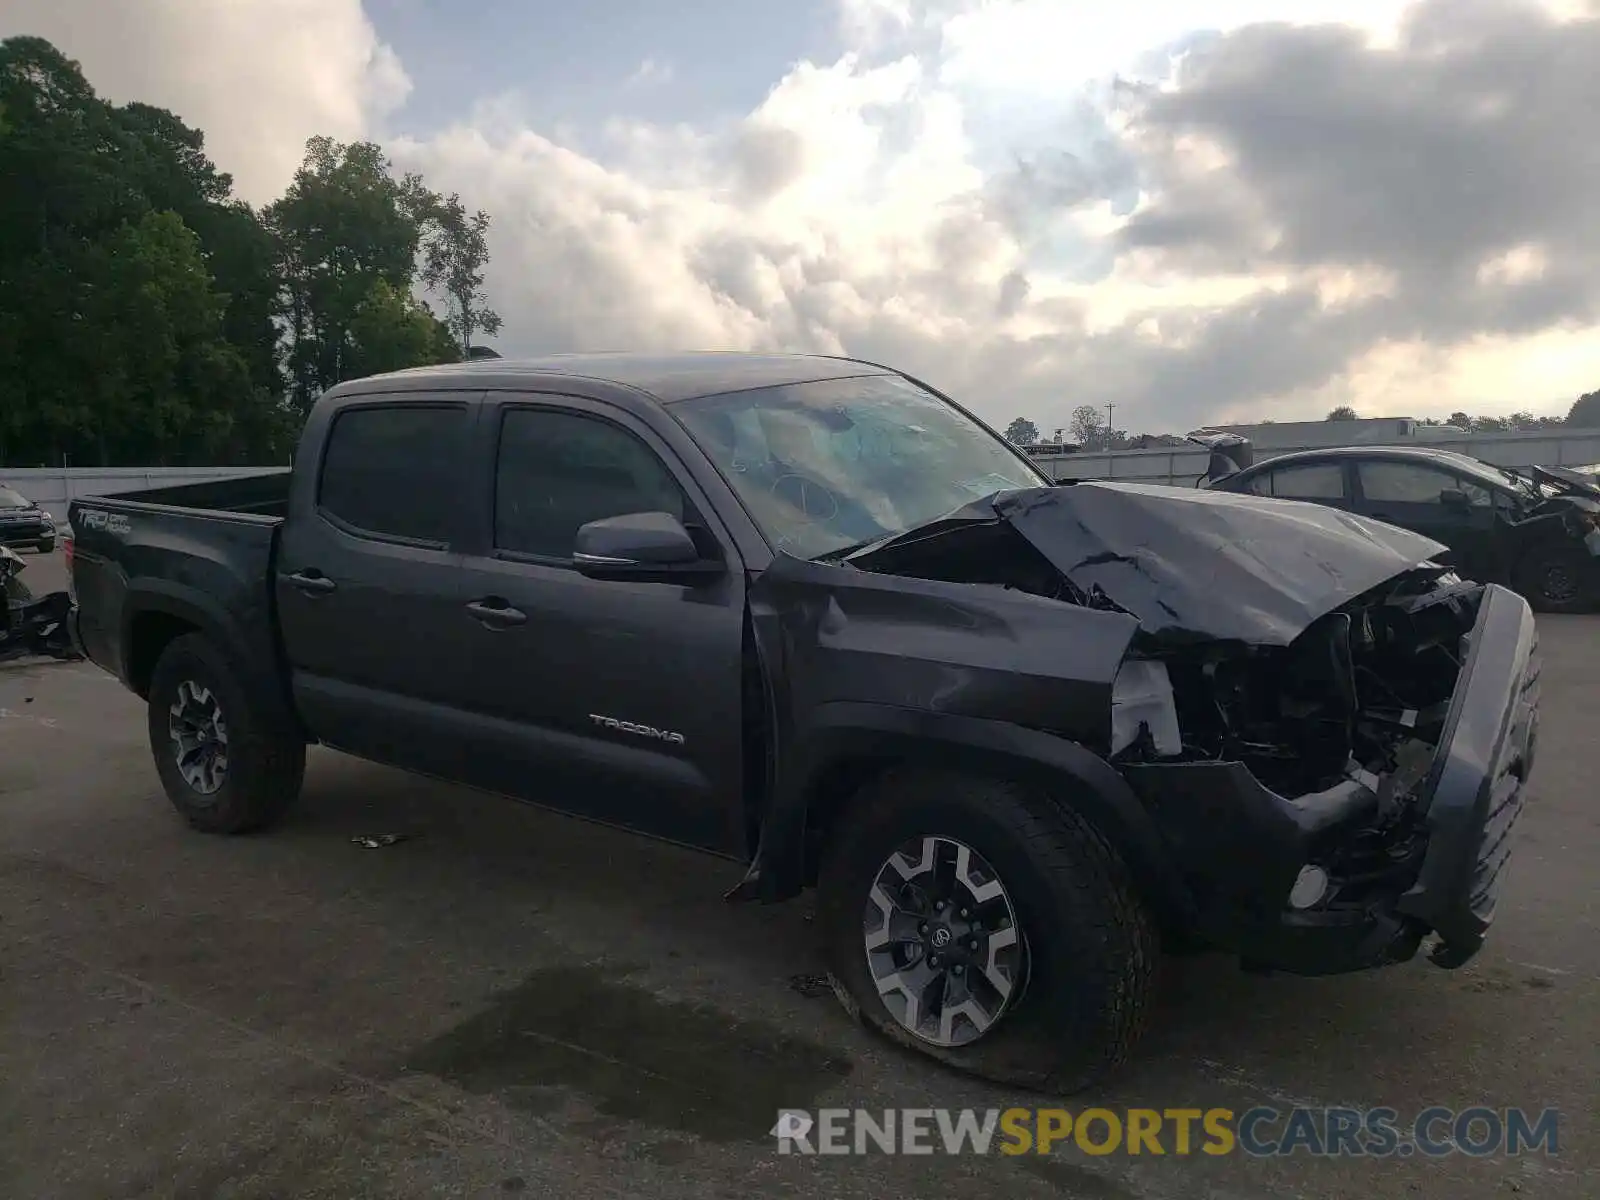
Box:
xmin=466 ymin=598 xmax=527 ymax=628
xmin=287 ymin=570 xmax=336 ymax=595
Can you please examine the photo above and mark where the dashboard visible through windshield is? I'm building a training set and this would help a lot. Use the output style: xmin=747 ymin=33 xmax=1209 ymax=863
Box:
xmin=673 ymin=373 xmax=1048 ymax=559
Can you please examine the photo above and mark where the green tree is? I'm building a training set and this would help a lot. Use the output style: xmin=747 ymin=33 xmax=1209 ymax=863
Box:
xmin=421 ymin=192 xmax=502 ymax=356
xmin=1325 ymin=406 xmax=1359 ymax=420
xmin=1003 ymin=417 xmax=1040 ymax=445
xmin=0 ymin=37 xmax=137 ymax=463
xmin=81 ymin=211 xmax=253 ymax=464
xmin=0 ymin=38 xmax=499 ymax=467
xmin=113 ymin=100 xmax=282 ymax=401
xmin=346 ymin=280 xmax=459 ymax=378
xmin=267 ymin=136 xmax=447 ymax=412
xmin=1069 ymin=405 xmax=1104 ymax=446
xmin=1568 ymin=391 xmax=1600 ymax=427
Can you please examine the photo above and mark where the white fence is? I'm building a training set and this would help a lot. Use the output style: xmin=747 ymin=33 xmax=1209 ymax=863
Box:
xmin=7 ymin=426 xmax=1600 ymax=520
xmin=1033 ymin=428 xmax=1600 ymax=485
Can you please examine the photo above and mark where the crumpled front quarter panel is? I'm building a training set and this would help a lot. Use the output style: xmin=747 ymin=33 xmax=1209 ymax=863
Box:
xmin=751 ymin=554 xmax=1138 ymax=752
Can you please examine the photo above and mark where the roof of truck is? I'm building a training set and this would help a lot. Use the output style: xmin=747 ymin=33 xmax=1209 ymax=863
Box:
xmin=342 ymin=352 xmax=898 ymax=405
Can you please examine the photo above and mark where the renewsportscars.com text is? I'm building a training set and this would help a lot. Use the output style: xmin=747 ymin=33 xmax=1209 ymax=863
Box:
xmin=771 ymin=1106 xmax=1562 ymax=1158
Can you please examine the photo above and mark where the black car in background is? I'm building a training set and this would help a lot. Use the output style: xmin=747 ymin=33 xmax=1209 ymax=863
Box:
xmin=0 ymin=484 xmax=57 ymax=553
xmin=1206 ymin=445 xmax=1600 ymax=612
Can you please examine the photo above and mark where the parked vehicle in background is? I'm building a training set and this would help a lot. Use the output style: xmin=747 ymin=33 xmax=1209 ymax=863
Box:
xmin=0 ymin=483 xmax=56 ymax=552
xmin=65 ymin=354 xmax=1541 ymax=1091
xmin=1204 ymin=445 xmax=1600 ymax=612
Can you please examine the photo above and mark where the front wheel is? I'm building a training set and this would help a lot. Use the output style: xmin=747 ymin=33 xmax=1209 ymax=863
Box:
xmin=1516 ymin=550 xmax=1593 ymax=613
xmin=147 ymin=633 xmax=306 ymax=834
xmin=36 ymin=536 xmax=55 ymax=554
xmin=816 ymin=768 xmax=1159 ymax=1093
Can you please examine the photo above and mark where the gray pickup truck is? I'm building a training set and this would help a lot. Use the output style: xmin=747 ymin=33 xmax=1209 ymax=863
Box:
xmin=67 ymin=352 xmax=1540 ymax=1091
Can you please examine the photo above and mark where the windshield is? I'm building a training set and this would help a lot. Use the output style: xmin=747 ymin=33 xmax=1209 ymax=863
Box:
xmin=1426 ymin=453 xmax=1550 ymax=499
xmin=673 ymin=373 xmax=1050 ymax=559
xmin=0 ymin=486 xmax=31 ymax=509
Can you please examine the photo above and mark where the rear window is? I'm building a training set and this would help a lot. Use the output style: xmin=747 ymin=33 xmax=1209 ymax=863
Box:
xmin=317 ymin=405 xmax=466 ymax=544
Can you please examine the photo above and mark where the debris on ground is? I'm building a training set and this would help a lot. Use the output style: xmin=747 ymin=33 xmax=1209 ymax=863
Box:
xmin=351 ymin=833 xmax=416 ymax=849
xmin=788 ymin=973 xmax=833 ymax=999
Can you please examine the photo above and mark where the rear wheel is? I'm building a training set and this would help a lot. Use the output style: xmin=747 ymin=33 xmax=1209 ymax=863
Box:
xmin=816 ymin=768 xmax=1159 ymax=1093
xmin=147 ymin=633 xmax=305 ymax=833
xmin=1516 ymin=550 xmax=1592 ymax=613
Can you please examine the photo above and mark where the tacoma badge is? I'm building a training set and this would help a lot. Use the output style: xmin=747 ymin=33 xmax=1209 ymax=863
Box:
xmin=588 ymin=713 xmax=687 ymax=746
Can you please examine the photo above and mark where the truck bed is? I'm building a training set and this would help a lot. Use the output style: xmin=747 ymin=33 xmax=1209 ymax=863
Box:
xmin=67 ymin=474 xmax=290 ymax=700
xmin=94 ymin=469 xmax=292 ymax=517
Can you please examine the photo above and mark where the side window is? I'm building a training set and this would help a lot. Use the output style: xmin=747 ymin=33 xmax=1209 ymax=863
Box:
xmin=1265 ymin=463 xmax=1345 ymax=500
xmin=318 ymin=405 xmax=466 ymax=544
xmin=1359 ymin=462 xmax=1460 ymax=505
xmin=494 ymin=408 xmax=687 ymax=560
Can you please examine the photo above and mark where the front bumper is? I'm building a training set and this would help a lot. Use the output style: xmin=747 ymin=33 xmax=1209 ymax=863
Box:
xmin=0 ymin=521 xmax=52 ymax=546
xmin=1124 ymin=583 xmax=1540 ymax=975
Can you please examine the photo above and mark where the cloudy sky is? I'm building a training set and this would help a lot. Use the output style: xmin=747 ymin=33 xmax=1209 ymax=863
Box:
xmin=3 ymin=0 xmax=1598 ymax=434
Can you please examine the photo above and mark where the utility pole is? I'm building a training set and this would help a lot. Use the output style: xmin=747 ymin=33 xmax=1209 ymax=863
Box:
xmin=1104 ymin=403 xmax=1117 ymax=450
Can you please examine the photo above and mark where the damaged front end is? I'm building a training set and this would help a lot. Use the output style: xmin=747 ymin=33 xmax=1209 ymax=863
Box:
xmin=846 ymin=483 xmax=1541 ymax=975
xmin=1112 ymin=570 xmax=1539 ymax=974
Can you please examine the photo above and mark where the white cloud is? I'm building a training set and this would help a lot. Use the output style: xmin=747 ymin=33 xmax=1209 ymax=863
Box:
xmin=0 ymin=0 xmax=408 ymax=204
xmin=3 ymin=0 xmax=1597 ymax=432
xmin=625 ymin=58 xmax=675 ymax=88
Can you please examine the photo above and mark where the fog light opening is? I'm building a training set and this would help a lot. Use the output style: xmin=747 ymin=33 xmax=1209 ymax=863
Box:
xmin=1288 ymin=865 xmax=1330 ymax=910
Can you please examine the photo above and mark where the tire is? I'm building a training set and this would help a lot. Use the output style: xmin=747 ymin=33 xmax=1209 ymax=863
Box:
xmin=1515 ymin=550 xmax=1592 ymax=614
xmin=36 ymin=536 xmax=55 ymax=554
xmin=816 ymin=767 xmax=1159 ymax=1093
xmin=146 ymin=633 xmax=306 ymax=834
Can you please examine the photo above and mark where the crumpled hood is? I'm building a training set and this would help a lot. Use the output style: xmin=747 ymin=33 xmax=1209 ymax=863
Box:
xmin=1532 ymin=464 xmax=1600 ymax=499
xmin=849 ymin=482 xmax=1449 ymax=646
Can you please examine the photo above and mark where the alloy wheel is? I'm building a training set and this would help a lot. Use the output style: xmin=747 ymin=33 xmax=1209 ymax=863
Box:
xmin=168 ymin=679 xmax=230 ymax=796
xmin=862 ymin=834 xmax=1028 ymax=1048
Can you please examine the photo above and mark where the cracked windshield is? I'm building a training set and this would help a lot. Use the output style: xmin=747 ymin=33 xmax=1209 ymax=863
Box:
xmin=676 ymin=374 xmax=1047 ymax=559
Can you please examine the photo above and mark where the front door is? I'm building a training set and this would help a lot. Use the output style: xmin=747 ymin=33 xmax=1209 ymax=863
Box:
xmin=1351 ymin=459 xmax=1499 ymax=580
xmin=446 ymin=394 xmax=750 ymax=856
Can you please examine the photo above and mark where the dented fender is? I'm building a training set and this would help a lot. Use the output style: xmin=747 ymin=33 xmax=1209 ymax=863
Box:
xmin=729 ymin=550 xmax=1201 ymax=917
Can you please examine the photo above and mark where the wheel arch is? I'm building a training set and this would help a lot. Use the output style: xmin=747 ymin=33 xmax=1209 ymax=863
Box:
xmin=740 ymin=702 xmax=1196 ymax=935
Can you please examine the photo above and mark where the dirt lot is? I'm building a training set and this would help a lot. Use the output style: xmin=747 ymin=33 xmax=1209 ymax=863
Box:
xmin=2 ymin=550 xmax=1595 ymax=1199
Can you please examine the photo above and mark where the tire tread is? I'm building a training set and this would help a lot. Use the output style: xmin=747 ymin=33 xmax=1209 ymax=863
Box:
xmin=817 ymin=766 xmax=1159 ymax=1093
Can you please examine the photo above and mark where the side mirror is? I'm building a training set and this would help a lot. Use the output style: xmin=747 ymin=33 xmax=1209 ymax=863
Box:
xmin=1438 ymin=488 xmax=1471 ymax=510
xmin=573 ymin=511 xmax=723 ymax=583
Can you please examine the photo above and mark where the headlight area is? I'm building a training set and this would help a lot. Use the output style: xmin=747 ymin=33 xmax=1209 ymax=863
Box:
xmin=1106 ymin=569 xmax=1489 ymax=974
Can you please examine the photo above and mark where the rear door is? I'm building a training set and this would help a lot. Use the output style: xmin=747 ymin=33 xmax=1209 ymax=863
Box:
xmin=275 ymin=394 xmax=484 ymax=771
xmin=444 ymin=392 xmax=751 ymax=856
xmin=1351 ymin=458 xmax=1499 ymax=579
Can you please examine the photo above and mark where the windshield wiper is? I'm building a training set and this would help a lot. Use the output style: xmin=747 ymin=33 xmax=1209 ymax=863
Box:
xmin=813 ymin=534 xmax=893 ymax=563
